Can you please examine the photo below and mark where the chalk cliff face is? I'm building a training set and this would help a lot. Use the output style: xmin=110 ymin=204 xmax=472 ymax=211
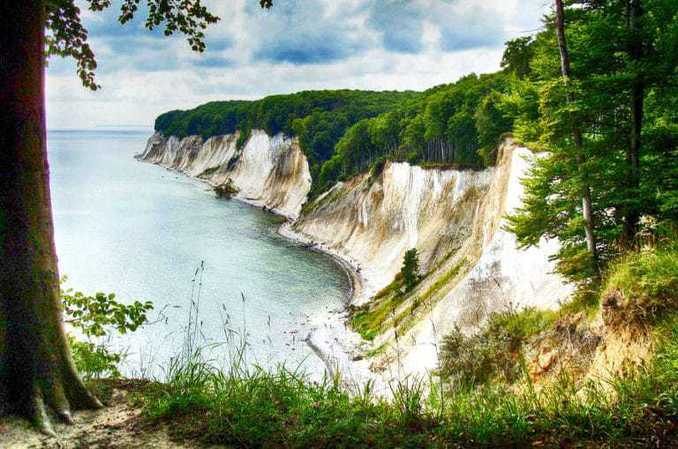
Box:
xmin=140 ymin=130 xmax=572 ymax=376
xmin=139 ymin=130 xmax=311 ymax=219
xmin=291 ymin=140 xmax=573 ymax=375
xmin=290 ymin=161 xmax=493 ymax=302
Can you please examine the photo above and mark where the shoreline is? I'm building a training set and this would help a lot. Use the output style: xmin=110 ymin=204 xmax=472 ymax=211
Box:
xmin=277 ymin=222 xmax=366 ymax=307
xmin=137 ymin=157 xmax=377 ymax=385
xmin=139 ymin=157 xmax=368 ymax=307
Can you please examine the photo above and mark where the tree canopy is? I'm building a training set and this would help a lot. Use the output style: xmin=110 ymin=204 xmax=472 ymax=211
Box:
xmin=46 ymin=0 xmax=223 ymax=89
xmin=507 ymin=0 xmax=678 ymax=283
xmin=155 ymin=72 xmax=519 ymax=195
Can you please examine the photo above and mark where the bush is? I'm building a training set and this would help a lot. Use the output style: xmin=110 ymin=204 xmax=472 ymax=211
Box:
xmin=62 ymin=283 xmax=153 ymax=379
xmin=602 ymin=244 xmax=678 ymax=324
xmin=439 ymin=325 xmax=521 ymax=389
xmin=401 ymin=248 xmax=420 ymax=292
xmin=439 ymin=308 xmax=555 ymax=388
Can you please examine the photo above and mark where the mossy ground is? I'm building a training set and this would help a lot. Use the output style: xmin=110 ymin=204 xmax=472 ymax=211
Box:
xmin=350 ymin=258 xmax=467 ymax=341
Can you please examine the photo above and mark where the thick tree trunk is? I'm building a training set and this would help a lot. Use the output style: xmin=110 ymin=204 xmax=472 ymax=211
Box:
xmin=623 ymin=0 xmax=644 ymax=244
xmin=554 ymin=0 xmax=599 ymax=273
xmin=0 ymin=0 xmax=101 ymax=434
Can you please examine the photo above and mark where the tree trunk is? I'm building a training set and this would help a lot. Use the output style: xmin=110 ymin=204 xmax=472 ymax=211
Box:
xmin=0 ymin=0 xmax=102 ymax=434
xmin=623 ymin=0 xmax=644 ymax=244
xmin=554 ymin=0 xmax=599 ymax=273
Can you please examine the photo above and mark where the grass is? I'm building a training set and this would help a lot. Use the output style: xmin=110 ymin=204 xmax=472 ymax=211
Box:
xmin=350 ymin=275 xmax=404 ymax=340
xmin=350 ymin=295 xmax=400 ymax=340
xmin=602 ymin=243 xmax=678 ymax=323
xmin=350 ymin=259 xmax=467 ymax=341
xmin=141 ymin=243 xmax=678 ymax=447
xmin=486 ymin=306 xmax=559 ymax=341
xmin=140 ymin=312 xmax=678 ymax=449
xmin=143 ymin=357 xmax=440 ymax=449
xmin=417 ymin=259 xmax=466 ymax=305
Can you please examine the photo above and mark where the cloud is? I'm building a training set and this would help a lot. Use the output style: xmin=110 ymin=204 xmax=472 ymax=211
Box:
xmin=246 ymin=0 xmax=371 ymax=64
xmin=365 ymin=0 xmax=506 ymax=53
xmin=191 ymin=56 xmax=235 ymax=68
xmin=47 ymin=0 xmax=549 ymax=129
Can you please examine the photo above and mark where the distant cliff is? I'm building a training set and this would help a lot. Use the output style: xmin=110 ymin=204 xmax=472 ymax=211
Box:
xmin=139 ymin=130 xmax=311 ymax=219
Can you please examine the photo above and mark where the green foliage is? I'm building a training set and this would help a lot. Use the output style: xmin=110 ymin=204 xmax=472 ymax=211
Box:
xmin=417 ymin=259 xmax=465 ymax=305
xmin=155 ymin=73 xmax=519 ymax=196
xmin=351 ymin=259 xmax=467 ymax=341
xmin=142 ymin=312 xmax=678 ymax=449
xmin=350 ymin=287 xmax=401 ymax=341
xmin=143 ymin=355 xmax=437 ymax=449
xmin=400 ymin=248 xmax=420 ymax=292
xmin=68 ymin=336 xmax=123 ymax=380
xmin=154 ymin=90 xmax=418 ymax=147
xmin=439 ymin=308 xmax=555 ymax=389
xmin=603 ymin=242 xmax=678 ymax=323
xmin=474 ymin=90 xmax=514 ymax=165
xmin=501 ymin=36 xmax=535 ymax=79
xmin=153 ymin=89 xmax=419 ymax=195
xmin=62 ymin=284 xmax=153 ymax=379
xmin=322 ymin=72 xmax=516 ymax=192
xmin=47 ymin=0 xmax=221 ymax=90
xmin=506 ymin=0 xmax=678 ymax=284
xmin=63 ymin=288 xmax=153 ymax=338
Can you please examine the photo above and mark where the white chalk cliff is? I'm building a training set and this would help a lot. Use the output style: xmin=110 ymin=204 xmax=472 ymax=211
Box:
xmin=139 ymin=130 xmax=311 ymax=220
xmin=140 ymin=131 xmax=573 ymax=377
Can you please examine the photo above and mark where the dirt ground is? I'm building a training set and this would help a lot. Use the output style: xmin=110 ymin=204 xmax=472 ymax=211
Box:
xmin=0 ymin=381 xmax=209 ymax=449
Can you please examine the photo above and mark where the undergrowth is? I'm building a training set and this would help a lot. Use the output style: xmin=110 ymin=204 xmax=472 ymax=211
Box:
xmin=603 ymin=243 xmax=678 ymax=323
xmin=350 ymin=259 xmax=466 ymax=341
xmin=141 ymin=312 xmax=678 ymax=448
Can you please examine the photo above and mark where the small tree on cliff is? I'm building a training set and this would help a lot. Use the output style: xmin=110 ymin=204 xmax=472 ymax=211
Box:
xmin=400 ymin=248 xmax=420 ymax=292
xmin=0 ymin=0 xmax=273 ymax=433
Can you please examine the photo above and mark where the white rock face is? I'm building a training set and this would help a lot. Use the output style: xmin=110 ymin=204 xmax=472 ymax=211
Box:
xmin=291 ymin=162 xmax=493 ymax=302
xmin=139 ymin=130 xmax=311 ymax=219
xmin=292 ymin=139 xmax=574 ymax=376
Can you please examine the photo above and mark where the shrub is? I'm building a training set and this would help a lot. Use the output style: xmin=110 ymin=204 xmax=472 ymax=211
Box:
xmin=62 ymin=283 xmax=153 ymax=379
xmin=602 ymin=244 xmax=678 ymax=324
xmin=439 ymin=308 xmax=555 ymax=388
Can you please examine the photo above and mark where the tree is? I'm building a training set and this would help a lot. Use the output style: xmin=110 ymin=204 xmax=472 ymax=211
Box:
xmin=553 ymin=0 xmax=599 ymax=274
xmin=400 ymin=249 xmax=420 ymax=292
xmin=475 ymin=91 xmax=513 ymax=165
xmin=508 ymin=0 xmax=677 ymax=284
xmin=501 ymin=36 xmax=534 ymax=79
xmin=0 ymin=0 xmax=272 ymax=433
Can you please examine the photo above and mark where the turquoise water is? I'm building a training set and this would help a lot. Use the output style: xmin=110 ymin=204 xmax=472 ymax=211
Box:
xmin=48 ymin=129 xmax=349 ymax=377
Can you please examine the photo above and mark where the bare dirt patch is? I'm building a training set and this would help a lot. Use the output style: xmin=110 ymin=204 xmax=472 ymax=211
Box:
xmin=1 ymin=380 xmax=216 ymax=449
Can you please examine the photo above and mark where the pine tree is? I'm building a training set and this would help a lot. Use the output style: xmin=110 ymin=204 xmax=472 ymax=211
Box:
xmin=401 ymin=249 xmax=420 ymax=292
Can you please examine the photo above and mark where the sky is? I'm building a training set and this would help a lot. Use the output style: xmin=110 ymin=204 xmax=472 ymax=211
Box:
xmin=46 ymin=0 xmax=550 ymax=130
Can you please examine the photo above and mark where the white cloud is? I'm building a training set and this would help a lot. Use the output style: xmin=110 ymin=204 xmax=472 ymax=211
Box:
xmin=46 ymin=0 xmax=548 ymax=129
